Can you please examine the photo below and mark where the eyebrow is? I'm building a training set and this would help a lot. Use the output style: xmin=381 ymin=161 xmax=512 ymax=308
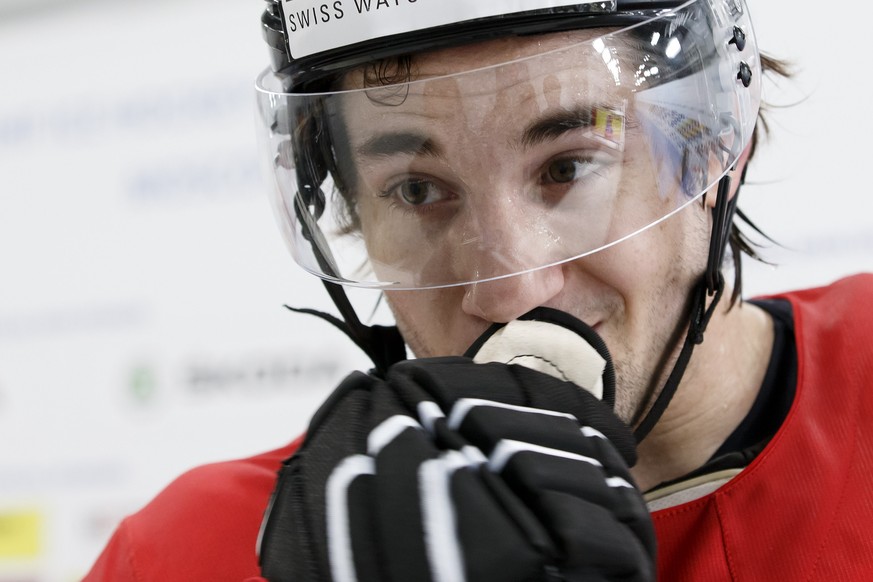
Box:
xmin=353 ymin=104 xmax=606 ymax=160
xmin=356 ymin=131 xmax=443 ymax=160
xmin=520 ymin=106 xmax=597 ymax=149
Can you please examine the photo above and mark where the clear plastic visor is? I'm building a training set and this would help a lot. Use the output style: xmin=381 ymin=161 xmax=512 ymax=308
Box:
xmin=255 ymin=0 xmax=761 ymax=290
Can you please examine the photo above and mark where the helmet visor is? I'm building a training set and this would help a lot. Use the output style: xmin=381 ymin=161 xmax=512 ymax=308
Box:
xmin=256 ymin=0 xmax=761 ymax=290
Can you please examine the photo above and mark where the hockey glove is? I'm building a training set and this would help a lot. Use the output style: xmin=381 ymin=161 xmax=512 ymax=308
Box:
xmin=258 ymin=309 xmax=655 ymax=582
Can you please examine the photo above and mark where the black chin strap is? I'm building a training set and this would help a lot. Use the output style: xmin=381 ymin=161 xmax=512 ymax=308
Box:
xmin=633 ymin=175 xmax=736 ymax=443
xmin=632 ymin=274 xmax=725 ymax=442
xmin=286 ymin=280 xmax=406 ymax=377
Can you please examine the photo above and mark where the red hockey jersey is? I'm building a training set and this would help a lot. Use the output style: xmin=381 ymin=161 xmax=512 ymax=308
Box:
xmin=84 ymin=274 xmax=873 ymax=581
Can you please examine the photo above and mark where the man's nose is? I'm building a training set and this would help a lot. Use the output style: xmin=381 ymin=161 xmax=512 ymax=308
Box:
xmin=462 ymin=266 xmax=565 ymax=323
xmin=448 ymin=183 xmax=568 ymax=322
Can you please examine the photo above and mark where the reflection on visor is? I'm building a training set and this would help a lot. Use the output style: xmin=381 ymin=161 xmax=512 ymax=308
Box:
xmin=256 ymin=0 xmax=761 ymax=290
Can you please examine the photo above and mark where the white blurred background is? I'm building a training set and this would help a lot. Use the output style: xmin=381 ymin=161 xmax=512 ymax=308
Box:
xmin=0 ymin=1 xmax=870 ymax=580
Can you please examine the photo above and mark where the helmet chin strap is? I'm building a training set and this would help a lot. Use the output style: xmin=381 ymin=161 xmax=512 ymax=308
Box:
xmin=285 ymin=280 xmax=406 ymax=377
xmin=632 ymin=174 xmax=738 ymax=442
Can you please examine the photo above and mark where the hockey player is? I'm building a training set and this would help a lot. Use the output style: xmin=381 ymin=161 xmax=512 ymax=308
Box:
xmin=86 ymin=0 xmax=873 ymax=579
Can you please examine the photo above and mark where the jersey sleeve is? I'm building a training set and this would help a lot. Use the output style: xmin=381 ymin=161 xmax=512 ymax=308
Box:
xmin=83 ymin=518 xmax=141 ymax=581
xmin=81 ymin=438 xmax=304 ymax=581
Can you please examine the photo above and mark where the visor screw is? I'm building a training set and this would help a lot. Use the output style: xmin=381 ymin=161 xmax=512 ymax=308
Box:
xmin=729 ymin=26 xmax=747 ymax=51
xmin=737 ymin=61 xmax=753 ymax=87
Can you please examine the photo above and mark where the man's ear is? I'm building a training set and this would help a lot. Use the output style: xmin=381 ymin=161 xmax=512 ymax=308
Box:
xmin=704 ymin=141 xmax=753 ymax=209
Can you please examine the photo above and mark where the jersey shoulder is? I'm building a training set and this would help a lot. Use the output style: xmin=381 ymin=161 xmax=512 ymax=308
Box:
xmin=768 ymin=273 xmax=873 ymax=327
xmin=780 ymin=272 xmax=873 ymax=301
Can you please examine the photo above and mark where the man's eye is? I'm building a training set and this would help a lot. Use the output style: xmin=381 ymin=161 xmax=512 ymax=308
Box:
xmin=544 ymin=158 xmax=598 ymax=184
xmin=383 ymin=179 xmax=445 ymax=206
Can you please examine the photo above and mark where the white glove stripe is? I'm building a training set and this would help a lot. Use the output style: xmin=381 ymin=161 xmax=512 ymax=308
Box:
xmin=448 ymin=398 xmax=576 ymax=431
xmin=581 ymin=426 xmax=607 ymax=439
xmin=417 ymin=401 xmax=445 ymax=435
xmin=605 ymin=476 xmax=634 ymax=489
xmin=460 ymin=444 xmax=488 ymax=466
xmin=489 ymin=439 xmax=603 ymax=473
xmin=326 ymin=454 xmax=376 ymax=582
xmin=420 ymin=450 xmax=476 ymax=582
xmin=368 ymin=415 xmax=423 ymax=456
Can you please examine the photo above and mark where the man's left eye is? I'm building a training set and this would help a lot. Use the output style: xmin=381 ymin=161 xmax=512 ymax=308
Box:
xmin=544 ymin=158 xmax=596 ymax=184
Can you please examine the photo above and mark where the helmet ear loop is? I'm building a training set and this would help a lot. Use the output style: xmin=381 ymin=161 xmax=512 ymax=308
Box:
xmin=272 ymin=98 xmax=335 ymax=273
xmin=289 ymin=97 xmax=353 ymax=281
xmin=293 ymin=100 xmax=329 ymax=224
xmin=705 ymin=173 xmax=739 ymax=295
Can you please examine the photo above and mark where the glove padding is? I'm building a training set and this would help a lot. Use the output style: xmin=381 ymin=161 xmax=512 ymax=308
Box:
xmin=259 ymin=357 xmax=655 ymax=582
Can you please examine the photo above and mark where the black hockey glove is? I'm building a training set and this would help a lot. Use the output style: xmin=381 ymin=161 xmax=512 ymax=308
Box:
xmin=258 ymin=310 xmax=656 ymax=582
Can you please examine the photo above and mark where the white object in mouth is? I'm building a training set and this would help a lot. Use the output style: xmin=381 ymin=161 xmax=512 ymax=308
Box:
xmin=471 ymin=319 xmax=606 ymax=400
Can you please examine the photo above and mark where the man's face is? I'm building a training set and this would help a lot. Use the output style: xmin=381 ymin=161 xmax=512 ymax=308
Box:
xmin=334 ymin=32 xmax=713 ymax=422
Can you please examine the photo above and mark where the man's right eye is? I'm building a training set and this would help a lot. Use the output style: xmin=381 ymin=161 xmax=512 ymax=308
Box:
xmin=381 ymin=178 xmax=451 ymax=208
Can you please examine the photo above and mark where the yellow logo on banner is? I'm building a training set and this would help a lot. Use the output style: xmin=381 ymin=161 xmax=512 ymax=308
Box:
xmin=0 ymin=509 xmax=42 ymax=559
